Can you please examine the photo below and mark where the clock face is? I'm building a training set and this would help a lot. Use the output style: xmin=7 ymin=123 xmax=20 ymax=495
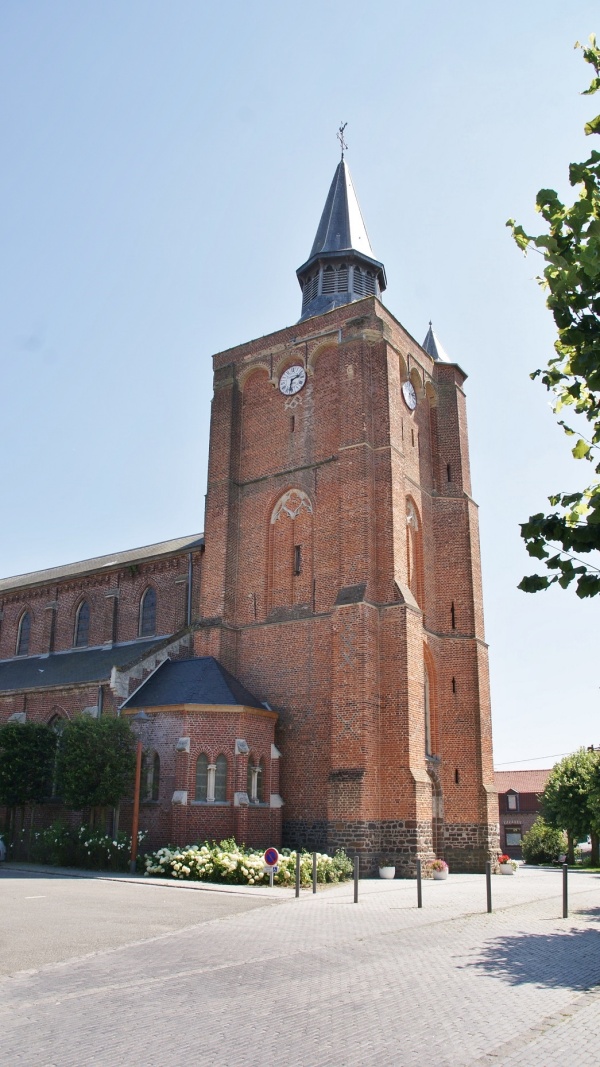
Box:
xmin=402 ymin=380 xmax=417 ymax=411
xmin=279 ymin=364 xmax=306 ymax=396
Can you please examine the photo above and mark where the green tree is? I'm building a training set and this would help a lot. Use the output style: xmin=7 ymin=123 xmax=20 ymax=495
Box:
xmin=508 ymin=36 xmax=600 ymax=597
xmin=521 ymin=817 xmax=567 ymax=865
xmin=56 ymin=717 xmax=136 ymax=816
xmin=0 ymin=722 xmax=57 ymax=851
xmin=541 ymin=748 xmax=600 ymax=862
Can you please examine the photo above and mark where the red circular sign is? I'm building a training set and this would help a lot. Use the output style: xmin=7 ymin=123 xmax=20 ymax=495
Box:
xmin=263 ymin=847 xmax=279 ymax=867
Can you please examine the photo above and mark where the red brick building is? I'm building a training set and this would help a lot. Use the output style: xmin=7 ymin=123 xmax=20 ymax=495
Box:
xmin=494 ymin=769 xmax=551 ymax=858
xmin=0 ymin=154 xmax=499 ymax=871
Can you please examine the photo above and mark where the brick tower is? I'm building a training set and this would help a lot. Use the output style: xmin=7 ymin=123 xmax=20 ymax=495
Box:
xmin=195 ymin=150 xmax=499 ymax=873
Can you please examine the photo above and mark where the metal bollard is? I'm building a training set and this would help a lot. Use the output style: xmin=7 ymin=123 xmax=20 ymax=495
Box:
xmin=295 ymin=851 xmax=301 ymax=898
xmin=312 ymin=851 xmax=317 ymax=894
xmin=563 ymin=863 xmax=568 ymax=918
xmin=486 ymin=860 xmax=492 ymax=913
xmin=354 ymin=854 xmax=359 ymax=903
xmin=416 ymin=858 xmax=422 ymax=908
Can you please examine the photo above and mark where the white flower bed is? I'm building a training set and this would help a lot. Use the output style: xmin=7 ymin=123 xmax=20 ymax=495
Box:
xmin=144 ymin=839 xmax=352 ymax=887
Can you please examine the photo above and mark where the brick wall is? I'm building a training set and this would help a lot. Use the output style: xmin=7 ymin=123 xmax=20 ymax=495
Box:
xmin=197 ymin=296 xmax=498 ymax=871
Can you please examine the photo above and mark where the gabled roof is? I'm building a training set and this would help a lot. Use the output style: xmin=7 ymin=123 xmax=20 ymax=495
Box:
xmin=121 ymin=656 xmax=265 ymax=710
xmin=308 ymin=159 xmax=376 ymax=260
xmin=0 ymin=534 xmax=204 ymax=595
xmin=0 ymin=638 xmax=166 ymax=693
xmin=422 ymin=323 xmax=449 ymax=362
xmin=494 ymin=769 xmax=552 ymax=794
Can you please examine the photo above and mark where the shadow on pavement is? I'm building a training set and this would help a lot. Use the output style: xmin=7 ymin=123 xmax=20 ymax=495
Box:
xmin=464 ymin=922 xmax=600 ymax=991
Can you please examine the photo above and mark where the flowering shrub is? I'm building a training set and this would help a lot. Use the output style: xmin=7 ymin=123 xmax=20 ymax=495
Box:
xmin=31 ymin=823 xmax=145 ymax=871
xmin=428 ymin=858 xmax=449 ymax=873
xmin=143 ymin=839 xmax=353 ymax=887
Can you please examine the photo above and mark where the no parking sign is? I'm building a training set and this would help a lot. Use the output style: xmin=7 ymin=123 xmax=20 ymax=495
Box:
xmin=263 ymin=847 xmax=279 ymax=883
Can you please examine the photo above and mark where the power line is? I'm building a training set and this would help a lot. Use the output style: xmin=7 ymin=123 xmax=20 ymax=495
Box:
xmin=495 ymin=750 xmax=573 ymax=766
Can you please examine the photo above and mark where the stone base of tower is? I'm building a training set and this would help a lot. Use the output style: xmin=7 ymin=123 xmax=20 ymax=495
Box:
xmin=444 ymin=823 xmax=500 ymax=873
xmin=283 ymin=818 xmax=499 ymax=877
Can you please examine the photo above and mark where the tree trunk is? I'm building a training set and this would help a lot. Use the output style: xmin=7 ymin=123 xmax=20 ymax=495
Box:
xmin=567 ymin=830 xmax=575 ymax=864
xmin=591 ymin=830 xmax=599 ymax=867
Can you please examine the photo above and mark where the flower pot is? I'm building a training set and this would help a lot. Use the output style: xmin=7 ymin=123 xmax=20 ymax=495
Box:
xmin=378 ymin=866 xmax=395 ymax=879
xmin=432 ymin=869 xmax=448 ymax=880
xmin=499 ymin=863 xmax=515 ymax=875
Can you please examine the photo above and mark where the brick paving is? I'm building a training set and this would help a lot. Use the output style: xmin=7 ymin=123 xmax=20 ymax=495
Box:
xmin=1 ymin=866 xmax=599 ymax=1065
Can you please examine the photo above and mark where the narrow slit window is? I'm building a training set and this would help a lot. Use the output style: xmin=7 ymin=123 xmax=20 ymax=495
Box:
xmin=450 ymin=601 xmax=456 ymax=629
xmin=294 ymin=545 xmax=302 ymax=576
xmin=195 ymin=754 xmax=208 ymax=801
xmin=411 ymin=429 xmax=415 ymax=447
xmin=74 ymin=601 xmax=90 ymax=647
xmin=16 ymin=611 xmax=31 ymax=656
xmin=447 ymin=463 xmax=452 ymax=482
xmin=290 ymin=415 xmax=295 ymax=432
xmin=139 ymin=587 xmax=157 ymax=637
xmin=214 ymin=754 xmax=227 ymax=802
xmin=455 ymin=768 xmax=460 ymax=785
xmin=451 ymin=676 xmax=456 ymax=694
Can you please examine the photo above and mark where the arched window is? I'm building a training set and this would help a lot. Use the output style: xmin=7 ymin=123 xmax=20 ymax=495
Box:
xmin=406 ymin=499 xmax=424 ymax=608
xmin=267 ymin=489 xmax=314 ymax=614
xmin=424 ymin=665 xmax=432 ymax=757
xmin=195 ymin=753 xmax=208 ymax=801
xmin=74 ymin=601 xmax=90 ymax=647
xmin=214 ymin=754 xmax=227 ymax=802
xmin=141 ymin=750 xmax=160 ymax=801
xmin=423 ymin=647 xmax=438 ymax=758
xmin=139 ymin=587 xmax=157 ymax=637
xmin=16 ymin=611 xmax=31 ymax=656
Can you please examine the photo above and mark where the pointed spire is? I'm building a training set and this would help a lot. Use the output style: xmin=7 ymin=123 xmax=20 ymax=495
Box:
xmin=296 ymin=145 xmax=386 ymax=322
xmin=308 ymin=159 xmax=376 ymax=261
xmin=422 ymin=322 xmax=450 ymax=362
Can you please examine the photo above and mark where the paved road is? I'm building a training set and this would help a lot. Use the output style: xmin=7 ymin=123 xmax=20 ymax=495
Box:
xmin=1 ymin=865 xmax=599 ymax=1066
xmin=0 ymin=866 xmax=279 ymax=974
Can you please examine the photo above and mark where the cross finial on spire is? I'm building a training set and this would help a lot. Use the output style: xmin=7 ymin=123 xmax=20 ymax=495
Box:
xmin=337 ymin=122 xmax=348 ymax=159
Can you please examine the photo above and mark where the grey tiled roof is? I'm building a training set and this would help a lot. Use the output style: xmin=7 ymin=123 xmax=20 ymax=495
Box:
xmin=121 ymin=657 xmax=265 ymax=710
xmin=0 ymin=638 xmax=165 ymax=693
xmin=422 ymin=323 xmax=449 ymax=362
xmin=309 ymin=159 xmax=376 ymax=259
xmin=0 ymin=534 xmax=204 ymax=595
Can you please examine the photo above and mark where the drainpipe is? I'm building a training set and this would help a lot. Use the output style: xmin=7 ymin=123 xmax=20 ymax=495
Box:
xmin=187 ymin=552 xmax=193 ymax=626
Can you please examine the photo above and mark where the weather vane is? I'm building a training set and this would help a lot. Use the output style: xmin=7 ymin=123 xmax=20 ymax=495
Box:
xmin=337 ymin=122 xmax=348 ymax=159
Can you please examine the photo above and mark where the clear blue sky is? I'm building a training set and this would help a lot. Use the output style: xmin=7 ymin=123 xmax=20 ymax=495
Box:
xmin=1 ymin=2 xmax=598 ymax=769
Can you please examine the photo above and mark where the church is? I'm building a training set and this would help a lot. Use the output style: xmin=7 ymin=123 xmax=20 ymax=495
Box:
xmin=0 ymin=148 xmax=499 ymax=873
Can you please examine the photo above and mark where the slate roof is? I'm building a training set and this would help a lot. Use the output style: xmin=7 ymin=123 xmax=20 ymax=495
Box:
xmin=422 ymin=323 xmax=450 ymax=362
xmin=494 ymin=769 xmax=552 ymax=794
xmin=308 ymin=159 xmax=376 ymax=260
xmin=0 ymin=534 xmax=204 ymax=595
xmin=0 ymin=638 xmax=165 ymax=693
xmin=121 ymin=657 xmax=265 ymax=710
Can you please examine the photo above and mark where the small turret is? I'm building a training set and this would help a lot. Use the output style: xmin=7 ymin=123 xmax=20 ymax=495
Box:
xmin=422 ymin=322 xmax=450 ymax=362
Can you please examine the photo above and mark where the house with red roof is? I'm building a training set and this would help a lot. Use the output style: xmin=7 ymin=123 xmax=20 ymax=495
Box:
xmin=494 ymin=769 xmax=552 ymax=858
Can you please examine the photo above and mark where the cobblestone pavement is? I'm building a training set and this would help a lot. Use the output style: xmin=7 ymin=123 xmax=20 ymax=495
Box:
xmin=1 ymin=866 xmax=599 ymax=1066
